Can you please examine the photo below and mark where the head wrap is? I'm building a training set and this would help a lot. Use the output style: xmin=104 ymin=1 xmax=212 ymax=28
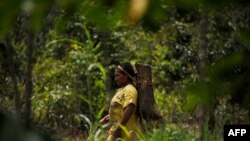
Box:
xmin=117 ymin=65 xmax=136 ymax=84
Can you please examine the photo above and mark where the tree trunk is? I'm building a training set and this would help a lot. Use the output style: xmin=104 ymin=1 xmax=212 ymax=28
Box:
xmin=197 ymin=6 xmax=209 ymax=141
xmin=5 ymin=37 xmax=21 ymax=114
xmin=102 ymin=32 xmax=113 ymax=100
xmin=22 ymin=6 xmax=60 ymax=129
xmin=25 ymin=32 xmax=34 ymax=129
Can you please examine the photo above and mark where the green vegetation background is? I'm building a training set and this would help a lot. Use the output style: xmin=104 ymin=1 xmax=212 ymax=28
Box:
xmin=0 ymin=0 xmax=250 ymax=140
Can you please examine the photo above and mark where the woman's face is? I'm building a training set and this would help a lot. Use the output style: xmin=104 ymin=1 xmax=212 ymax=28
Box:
xmin=115 ymin=68 xmax=129 ymax=87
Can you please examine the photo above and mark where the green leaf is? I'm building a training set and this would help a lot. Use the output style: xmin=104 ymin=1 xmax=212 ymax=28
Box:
xmin=95 ymin=106 xmax=106 ymax=120
xmin=78 ymin=95 xmax=91 ymax=105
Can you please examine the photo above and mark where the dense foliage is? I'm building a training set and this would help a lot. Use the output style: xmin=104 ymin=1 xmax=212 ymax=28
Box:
xmin=0 ymin=0 xmax=250 ymax=140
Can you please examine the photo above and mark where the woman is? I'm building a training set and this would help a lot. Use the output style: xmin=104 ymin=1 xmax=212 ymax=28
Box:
xmin=100 ymin=62 xmax=140 ymax=141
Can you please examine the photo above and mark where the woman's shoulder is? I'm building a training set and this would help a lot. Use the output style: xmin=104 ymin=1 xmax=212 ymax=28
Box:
xmin=124 ymin=84 xmax=137 ymax=93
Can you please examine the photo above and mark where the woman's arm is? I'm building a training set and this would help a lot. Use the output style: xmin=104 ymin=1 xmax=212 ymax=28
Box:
xmin=113 ymin=103 xmax=135 ymax=139
xmin=99 ymin=114 xmax=109 ymax=124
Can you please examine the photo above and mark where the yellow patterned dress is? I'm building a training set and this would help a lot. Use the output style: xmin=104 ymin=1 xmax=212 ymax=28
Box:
xmin=107 ymin=84 xmax=140 ymax=141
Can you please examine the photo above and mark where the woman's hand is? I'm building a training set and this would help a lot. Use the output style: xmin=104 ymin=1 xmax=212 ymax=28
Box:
xmin=113 ymin=126 xmax=122 ymax=139
xmin=99 ymin=115 xmax=109 ymax=124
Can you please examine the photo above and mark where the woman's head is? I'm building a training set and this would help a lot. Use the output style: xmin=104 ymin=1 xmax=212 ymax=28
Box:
xmin=115 ymin=62 xmax=135 ymax=87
